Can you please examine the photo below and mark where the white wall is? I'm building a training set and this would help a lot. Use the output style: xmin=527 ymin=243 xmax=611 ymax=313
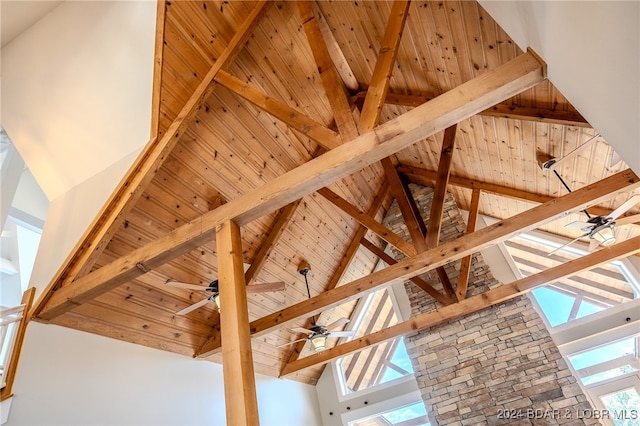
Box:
xmin=8 ymin=322 xmax=321 ymax=426
xmin=1 ymin=0 xmax=155 ymax=201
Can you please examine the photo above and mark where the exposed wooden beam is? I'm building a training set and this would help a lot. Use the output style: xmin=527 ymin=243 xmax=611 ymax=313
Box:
xmin=31 ymin=0 xmax=274 ymax=316
xmin=214 ymin=70 xmax=342 ymax=150
xmin=457 ymin=188 xmax=481 ymax=300
xmin=315 ymin=7 xmax=359 ymax=92
xmin=280 ymin=234 xmax=640 ymax=376
xmin=398 ymin=164 xmax=614 ymax=218
xmin=425 ymin=125 xmax=458 ymax=300
xmin=359 ymin=238 xmax=453 ymax=305
xmin=196 ymin=169 xmax=639 ymax=356
xmin=383 ymin=160 xmax=428 ymax=251
xmin=358 ymin=0 xmax=411 ymax=133
xmin=35 ymin=50 xmax=547 ymax=321
xmin=149 ymin=0 xmax=167 ymax=140
xmin=298 ymin=1 xmax=359 ymax=141
xmin=318 ymin=187 xmax=417 ymax=257
xmin=353 ymin=91 xmax=590 ymax=128
xmin=217 ymin=220 xmax=260 ymax=425
xmin=426 ymin=125 xmax=457 ymax=248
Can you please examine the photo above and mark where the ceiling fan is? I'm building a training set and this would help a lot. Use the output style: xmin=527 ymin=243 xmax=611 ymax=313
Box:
xmin=549 ymin=194 xmax=640 ymax=254
xmin=166 ymin=266 xmax=285 ymax=315
xmin=278 ymin=260 xmax=356 ymax=352
xmin=279 ymin=317 xmax=356 ymax=352
xmin=537 ymin=133 xmax=600 ymax=171
xmin=537 ymin=132 xmax=623 ymax=172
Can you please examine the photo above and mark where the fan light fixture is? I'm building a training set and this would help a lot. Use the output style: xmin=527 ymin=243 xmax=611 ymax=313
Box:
xmin=310 ymin=335 xmax=327 ymax=352
xmin=213 ymin=294 xmax=221 ymax=311
xmin=592 ymin=225 xmax=616 ymax=246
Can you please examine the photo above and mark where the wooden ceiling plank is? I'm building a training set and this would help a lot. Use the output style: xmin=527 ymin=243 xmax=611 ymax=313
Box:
xmin=297 ymin=1 xmax=360 ymax=141
xmin=217 ymin=220 xmax=259 ymax=426
xmin=358 ymin=0 xmax=411 ymax=133
xmin=353 ymin=91 xmax=590 ymax=128
xmin=285 ymin=182 xmax=391 ymax=364
xmin=245 ymin=201 xmax=302 ymax=286
xmin=456 ymin=188 xmax=482 ymax=300
xmin=317 ymin=187 xmax=417 ymax=257
xmin=359 ymin=237 xmax=453 ymax=305
xmin=214 ymin=70 xmax=342 ymax=150
xmin=196 ymin=169 xmax=639 ymax=356
xmin=280 ymin=234 xmax=640 ymax=376
xmin=31 ymin=0 xmax=273 ymax=316
xmin=35 ymin=50 xmax=547 ymax=321
xmin=398 ymin=164 xmax=615 ymax=218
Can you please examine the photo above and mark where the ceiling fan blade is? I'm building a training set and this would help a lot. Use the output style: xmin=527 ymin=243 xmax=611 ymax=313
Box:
xmin=547 ymin=233 xmax=588 ymax=256
xmin=327 ymin=331 xmax=356 ymax=338
xmin=609 ymin=194 xmax=640 ymax=219
xmin=291 ymin=327 xmax=314 ymax=334
xmin=276 ymin=338 xmax=308 ymax=348
xmin=616 ymin=214 xmax=640 ymax=227
xmin=565 ymin=221 xmax=594 ymax=229
xmin=325 ymin=317 xmax=350 ymax=331
xmin=547 ymin=133 xmax=600 ymax=170
xmin=166 ymin=280 xmax=209 ymax=291
xmin=175 ymin=297 xmax=211 ymax=316
xmin=245 ymin=281 xmax=286 ymax=293
xmin=588 ymin=238 xmax=600 ymax=252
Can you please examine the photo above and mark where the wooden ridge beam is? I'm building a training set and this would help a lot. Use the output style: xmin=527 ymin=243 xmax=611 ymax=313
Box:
xmin=280 ymin=234 xmax=640 ymax=376
xmin=36 ymin=50 xmax=547 ymax=321
xmin=195 ymin=169 xmax=639 ymax=356
xmin=32 ymin=0 xmax=274 ymax=316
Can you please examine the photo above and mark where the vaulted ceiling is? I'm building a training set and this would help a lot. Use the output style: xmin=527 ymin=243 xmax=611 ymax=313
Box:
xmin=31 ymin=0 xmax=640 ymax=385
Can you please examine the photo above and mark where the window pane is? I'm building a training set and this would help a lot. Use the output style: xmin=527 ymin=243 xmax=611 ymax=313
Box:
xmin=600 ymin=387 xmax=640 ymax=426
xmin=569 ymin=338 xmax=635 ymax=371
xmin=348 ymin=401 xmax=430 ymax=426
xmin=532 ymin=286 xmax=575 ymax=326
xmin=576 ymin=299 xmax=605 ymax=319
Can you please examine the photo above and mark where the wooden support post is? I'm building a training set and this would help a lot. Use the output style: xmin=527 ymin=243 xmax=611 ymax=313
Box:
xmin=217 ymin=220 xmax=260 ymax=426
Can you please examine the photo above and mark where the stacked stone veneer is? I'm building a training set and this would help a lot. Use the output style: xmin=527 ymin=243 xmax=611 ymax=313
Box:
xmin=382 ymin=184 xmax=596 ymax=425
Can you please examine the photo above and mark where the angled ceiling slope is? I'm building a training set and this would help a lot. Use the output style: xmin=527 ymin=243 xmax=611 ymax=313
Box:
xmin=31 ymin=1 xmax=640 ymax=384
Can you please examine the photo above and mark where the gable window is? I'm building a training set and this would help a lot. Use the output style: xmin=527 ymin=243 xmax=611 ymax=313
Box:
xmin=335 ymin=286 xmax=414 ymax=395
